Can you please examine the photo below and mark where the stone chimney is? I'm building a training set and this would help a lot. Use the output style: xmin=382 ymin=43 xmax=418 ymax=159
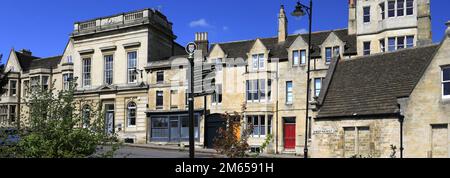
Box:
xmin=19 ymin=49 xmax=32 ymax=56
xmin=195 ymin=32 xmax=209 ymax=57
xmin=446 ymin=21 xmax=450 ymax=38
xmin=278 ymin=5 xmax=288 ymax=43
xmin=348 ymin=0 xmax=357 ymax=35
xmin=417 ymin=0 xmax=432 ymax=46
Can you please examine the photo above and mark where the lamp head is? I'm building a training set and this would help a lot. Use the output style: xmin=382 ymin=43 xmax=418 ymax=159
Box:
xmin=291 ymin=1 xmax=306 ymax=17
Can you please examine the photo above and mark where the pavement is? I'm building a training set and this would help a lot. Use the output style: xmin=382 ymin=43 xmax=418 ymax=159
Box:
xmin=116 ymin=143 xmax=303 ymax=158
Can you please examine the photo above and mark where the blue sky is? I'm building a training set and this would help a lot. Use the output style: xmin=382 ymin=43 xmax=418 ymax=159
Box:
xmin=1 ymin=0 xmax=449 ymax=63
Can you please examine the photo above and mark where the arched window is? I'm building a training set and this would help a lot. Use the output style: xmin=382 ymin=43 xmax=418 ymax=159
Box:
xmin=127 ymin=102 xmax=137 ymax=127
xmin=82 ymin=105 xmax=91 ymax=128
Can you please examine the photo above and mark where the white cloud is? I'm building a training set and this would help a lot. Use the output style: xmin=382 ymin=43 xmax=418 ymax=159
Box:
xmin=189 ymin=18 xmax=213 ymax=28
xmin=294 ymin=28 xmax=308 ymax=34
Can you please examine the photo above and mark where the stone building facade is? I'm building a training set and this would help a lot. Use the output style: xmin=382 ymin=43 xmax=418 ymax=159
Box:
xmin=1 ymin=0 xmax=447 ymax=157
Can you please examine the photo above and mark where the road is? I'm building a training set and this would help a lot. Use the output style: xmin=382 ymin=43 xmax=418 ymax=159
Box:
xmin=108 ymin=146 xmax=225 ymax=158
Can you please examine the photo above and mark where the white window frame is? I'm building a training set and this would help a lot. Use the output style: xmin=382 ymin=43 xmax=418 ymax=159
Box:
xmin=442 ymin=67 xmax=450 ymax=99
xmin=252 ymin=54 xmax=265 ymax=70
xmin=286 ymin=81 xmax=293 ymax=104
xmin=9 ymin=80 xmax=18 ymax=97
xmin=127 ymin=102 xmax=137 ymax=127
xmin=104 ymin=54 xmax=114 ymax=85
xmin=406 ymin=0 xmax=414 ymax=15
xmin=82 ymin=58 xmax=92 ymax=87
xmin=127 ymin=51 xmax=138 ymax=84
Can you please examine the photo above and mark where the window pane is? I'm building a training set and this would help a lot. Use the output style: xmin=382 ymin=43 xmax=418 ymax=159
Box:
xmin=397 ymin=0 xmax=405 ymax=16
xmin=286 ymin=81 xmax=293 ymax=103
xmin=388 ymin=1 xmax=395 ymax=17
xmin=406 ymin=0 xmax=414 ymax=15
xmin=325 ymin=48 xmax=332 ymax=63
xmin=83 ymin=58 xmax=91 ymax=87
xmin=406 ymin=36 xmax=414 ymax=48
xmin=157 ymin=71 xmax=164 ymax=83
xmin=363 ymin=7 xmax=370 ymax=23
xmin=333 ymin=47 xmax=340 ymax=58
xmin=246 ymin=81 xmax=252 ymax=101
xmin=444 ymin=69 xmax=450 ymax=81
xmin=364 ymin=42 xmax=371 ymax=56
xmin=293 ymin=50 xmax=299 ymax=65
xmin=252 ymin=55 xmax=258 ymax=69
xmin=260 ymin=80 xmax=266 ymax=101
xmin=444 ymin=83 xmax=450 ymax=96
xmin=388 ymin=38 xmax=396 ymax=51
xmin=397 ymin=37 xmax=405 ymax=49
xmin=300 ymin=50 xmax=306 ymax=64
xmin=315 ymin=78 xmax=322 ymax=97
xmin=104 ymin=55 xmax=113 ymax=85
xmin=259 ymin=54 xmax=265 ymax=69
xmin=128 ymin=52 xmax=137 ymax=83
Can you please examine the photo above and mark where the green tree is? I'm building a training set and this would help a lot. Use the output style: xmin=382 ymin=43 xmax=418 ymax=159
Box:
xmin=1 ymin=79 xmax=121 ymax=158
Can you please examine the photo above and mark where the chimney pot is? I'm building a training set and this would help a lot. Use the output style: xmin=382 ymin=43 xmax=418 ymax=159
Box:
xmin=19 ymin=49 xmax=32 ymax=56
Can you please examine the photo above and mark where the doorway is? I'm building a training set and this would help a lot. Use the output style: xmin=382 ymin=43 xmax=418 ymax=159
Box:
xmin=283 ymin=117 xmax=296 ymax=150
xmin=105 ymin=104 xmax=115 ymax=135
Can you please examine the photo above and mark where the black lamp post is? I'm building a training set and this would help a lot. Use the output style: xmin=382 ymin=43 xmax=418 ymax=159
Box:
xmin=291 ymin=0 xmax=312 ymax=159
xmin=186 ymin=42 xmax=197 ymax=159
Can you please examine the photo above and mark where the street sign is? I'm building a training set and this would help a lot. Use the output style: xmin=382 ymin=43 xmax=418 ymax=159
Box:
xmin=192 ymin=63 xmax=216 ymax=97
xmin=186 ymin=42 xmax=197 ymax=55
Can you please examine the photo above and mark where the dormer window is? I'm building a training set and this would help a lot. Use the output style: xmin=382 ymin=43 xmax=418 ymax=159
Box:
xmin=443 ymin=67 xmax=450 ymax=98
xmin=293 ymin=50 xmax=306 ymax=66
xmin=67 ymin=55 xmax=73 ymax=63
xmin=252 ymin=54 xmax=265 ymax=70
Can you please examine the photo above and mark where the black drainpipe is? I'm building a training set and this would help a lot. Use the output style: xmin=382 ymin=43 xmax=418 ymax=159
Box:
xmin=397 ymin=104 xmax=404 ymax=158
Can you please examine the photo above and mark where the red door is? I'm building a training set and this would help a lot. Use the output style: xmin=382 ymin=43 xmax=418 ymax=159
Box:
xmin=284 ymin=124 xmax=296 ymax=149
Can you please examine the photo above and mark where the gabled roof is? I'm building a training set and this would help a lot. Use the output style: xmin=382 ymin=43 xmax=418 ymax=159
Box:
xmin=317 ymin=44 xmax=440 ymax=118
xmin=211 ymin=29 xmax=355 ymax=60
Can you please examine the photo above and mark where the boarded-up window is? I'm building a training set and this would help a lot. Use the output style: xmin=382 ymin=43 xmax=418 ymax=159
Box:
xmin=344 ymin=127 xmax=356 ymax=157
xmin=431 ymin=124 xmax=448 ymax=158
xmin=344 ymin=127 xmax=371 ymax=157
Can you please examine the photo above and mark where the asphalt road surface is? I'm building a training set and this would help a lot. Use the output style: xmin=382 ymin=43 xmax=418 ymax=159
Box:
xmin=109 ymin=146 xmax=224 ymax=158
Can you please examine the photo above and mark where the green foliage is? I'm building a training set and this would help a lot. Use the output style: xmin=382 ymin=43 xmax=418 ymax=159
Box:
xmin=0 ymin=79 xmax=121 ymax=158
xmin=213 ymin=111 xmax=254 ymax=158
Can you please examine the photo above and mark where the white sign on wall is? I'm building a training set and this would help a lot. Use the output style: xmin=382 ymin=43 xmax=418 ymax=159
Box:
xmin=313 ymin=127 xmax=337 ymax=135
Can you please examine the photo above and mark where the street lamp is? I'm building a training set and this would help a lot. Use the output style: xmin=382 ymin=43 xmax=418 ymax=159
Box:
xmin=291 ymin=0 xmax=312 ymax=159
xmin=186 ymin=42 xmax=197 ymax=159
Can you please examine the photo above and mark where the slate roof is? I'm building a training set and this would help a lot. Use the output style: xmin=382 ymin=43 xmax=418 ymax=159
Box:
xmin=317 ymin=44 xmax=440 ymax=118
xmin=14 ymin=51 xmax=62 ymax=71
xmin=212 ymin=29 xmax=355 ymax=60
xmin=14 ymin=51 xmax=40 ymax=71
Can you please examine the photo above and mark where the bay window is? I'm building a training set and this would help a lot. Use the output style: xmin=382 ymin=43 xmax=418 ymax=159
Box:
xmin=247 ymin=115 xmax=270 ymax=137
xmin=246 ymin=80 xmax=269 ymax=103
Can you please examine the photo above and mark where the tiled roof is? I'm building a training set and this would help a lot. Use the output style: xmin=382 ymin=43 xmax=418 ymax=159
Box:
xmin=317 ymin=44 xmax=440 ymax=118
xmin=212 ymin=29 xmax=355 ymax=60
xmin=14 ymin=51 xmax=62 ymax=71
xmin=14 ymin=51 xmax=39 ymax=71
xmin=28 ymin=56 xmax=62 ymax=70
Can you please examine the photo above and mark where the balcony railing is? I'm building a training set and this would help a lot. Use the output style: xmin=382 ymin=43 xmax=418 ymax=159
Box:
xmin=73 ymin=9 xmax=153 ymax=34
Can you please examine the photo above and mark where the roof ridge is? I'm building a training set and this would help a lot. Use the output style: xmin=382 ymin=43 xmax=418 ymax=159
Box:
xmin=34 ymin=55 xmax=63 ymax=60
xmin=212 ymin=28 xmax=349 ymax=45
xmin=342 ymin=43 xmax=440 ymax=62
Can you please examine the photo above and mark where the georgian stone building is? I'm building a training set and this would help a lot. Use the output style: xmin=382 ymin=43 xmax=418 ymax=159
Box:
xmin=1 ymin=0 xmax=447 ymax=157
